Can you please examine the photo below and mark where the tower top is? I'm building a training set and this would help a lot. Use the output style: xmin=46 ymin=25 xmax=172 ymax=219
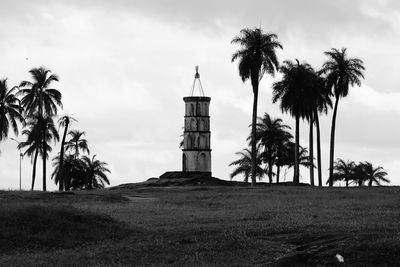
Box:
xmin=190 ymin=65 xmax=205 ymax=96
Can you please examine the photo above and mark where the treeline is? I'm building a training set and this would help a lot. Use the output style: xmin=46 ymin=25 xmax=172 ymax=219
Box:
xmin=0 ymin=67 xmax=110 ymax=191
xmin=230 ymin=27 xmax=388 ymax=186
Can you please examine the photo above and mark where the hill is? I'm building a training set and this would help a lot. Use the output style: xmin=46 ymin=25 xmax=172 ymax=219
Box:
xmin=0 ymin=186 xmax=399 ymax=266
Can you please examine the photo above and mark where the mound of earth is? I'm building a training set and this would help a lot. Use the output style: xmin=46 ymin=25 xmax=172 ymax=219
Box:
xmin=112 ymin=176 xmax=311 ymax=189
xmin=0 ymin=205 xmax=132 ymax=253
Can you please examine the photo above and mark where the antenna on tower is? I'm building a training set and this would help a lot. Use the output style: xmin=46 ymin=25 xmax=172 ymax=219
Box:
xmin=190 ymin=65 xmax=205 ymax=96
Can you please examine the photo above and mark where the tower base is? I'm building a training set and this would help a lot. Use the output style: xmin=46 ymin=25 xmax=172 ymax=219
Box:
xmin=160 ymin=171 xmax=212 ymax=179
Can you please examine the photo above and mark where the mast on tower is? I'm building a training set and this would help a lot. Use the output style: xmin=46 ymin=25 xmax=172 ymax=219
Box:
xmin=190 ymin=66 xmax=205 ymax=96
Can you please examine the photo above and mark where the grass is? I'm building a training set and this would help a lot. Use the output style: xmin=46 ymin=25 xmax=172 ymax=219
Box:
xmin=0 ymin=186 xmax=399 ymax=266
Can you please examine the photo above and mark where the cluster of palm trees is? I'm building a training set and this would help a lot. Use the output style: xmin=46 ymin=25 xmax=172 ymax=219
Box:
xmin=230 ymin=113 xmax=312 ymax=183
xmin=0 ymin=67 xmax=110 ymax=191
xmin=328 ymin=159 xmax=389 ymax=187
xmin=231 ymin=27 xmax=385 ymax=186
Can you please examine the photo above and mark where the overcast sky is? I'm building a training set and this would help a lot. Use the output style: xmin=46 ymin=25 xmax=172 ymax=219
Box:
xmin=0 ymin=0 xmax=399 ymax=190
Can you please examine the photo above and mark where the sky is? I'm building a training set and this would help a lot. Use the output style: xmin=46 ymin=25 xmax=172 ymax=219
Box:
xmin=0 ymin=0 xmax=399 ymax=190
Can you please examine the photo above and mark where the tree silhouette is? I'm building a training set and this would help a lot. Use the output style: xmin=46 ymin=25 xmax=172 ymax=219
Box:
xmin=360 ymin=161 xmax=389 ymax=187
xmin=272 ymin=60 xmax=312 ymax=183
xmin=19 ymin=67 xmax=62 ymax=191
xmin=311 ymin=72 xmax=332 ymax=186
xmin=65 ymin=130 xmax=89 ymax=159
xmin=253 ymin=113 xmax=292 ymax=183
xmin=57 ymin=115 xmax=76 ymax=191
xmin=319 ymin=48 xmax=365 ymax=186
xmin=327 ymin=158 xmax=356 ymax=187
xmin=0 ymin=79 xmax=24 ymax=142
xmin=18 ymin=118 xmax=42 ymax=190
xmin=229 ymin=148 xmax=264 ymax=183
xmin=231 ymin=27 xmax=282 ymax=186
xmin=80 ymin=155 xmax=110 ymax=189
xmin=36 ymin=116 xmax=59 ymax=191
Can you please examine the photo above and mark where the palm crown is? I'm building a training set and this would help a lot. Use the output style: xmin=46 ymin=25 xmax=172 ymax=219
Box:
xmin=0 ymin=79 xmax=24 ymax=141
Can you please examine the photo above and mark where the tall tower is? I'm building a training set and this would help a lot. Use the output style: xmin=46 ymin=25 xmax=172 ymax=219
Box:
xmin=182 ymin=66 xmax=211 ymax=176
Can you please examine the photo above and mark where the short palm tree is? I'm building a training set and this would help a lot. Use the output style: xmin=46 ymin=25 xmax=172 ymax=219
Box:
xmin=57 ymin=115 xmax=76 ymax=191
xmin=272 ymin=60 xmax=312 ymax=183
xmin=229 ymin=148 xmax=264 ymax=183
xmin=18 ymin=119 xmax=42 ymax=190
xmin=52 ymin=154 xmax=85 ymax=191
xmin=65 ymin=130 xmax=89 ymax=159
xmin=327 ymin=158 xmax=355 ymax=187
xmin=231 ymin=27 xmax=282 ymax=186
xmin=0 ymin=79 xmax=24 ymax=142
xmin=360 ymin=161 xmax=389 ymax=187
xmin=80 ymin=155 xmax=110 ymax=189
xmin=254 ymin=113 xmax=291 ymax=183
xmin=319 ymin=48 xmax=365 ymax=186
xmin=37 ymin=115 xmax=59 ymax=191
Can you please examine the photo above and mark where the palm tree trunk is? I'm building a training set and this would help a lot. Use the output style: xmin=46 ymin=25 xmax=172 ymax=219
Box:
xmin=329 ymin=97 xmax=340 ymax=186
xmin=268 ymin=145 xmax=273 ymax=183
xmin=294 ymin=113 xmax=300 ymax=184
xmin=346 ymin=179 xmax=349 ymax=187
xmin=59 ymin=121 xmax=69 ymax=191
xmin=31 ymin=148 xmax=39 ymax=190
xmin=42 ymin=128 xmax=46 ymax=191
xmin=309 ymin=113 xmax=314 ymax=186
xmin=276 ymin=164 xmax=280 ymax=183
xmin=250 ymin=82 xmax=259 ymax=186
xmin=314 ymin=109 xmax=323 ymax=187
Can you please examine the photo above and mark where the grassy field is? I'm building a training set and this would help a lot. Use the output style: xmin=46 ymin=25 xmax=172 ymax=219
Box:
xmin=0 ymin=185 xmax=399 ymax=266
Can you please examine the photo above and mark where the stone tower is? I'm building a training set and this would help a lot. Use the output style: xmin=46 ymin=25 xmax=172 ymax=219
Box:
xmin=182 ymin=67 xmax=211 ymax=176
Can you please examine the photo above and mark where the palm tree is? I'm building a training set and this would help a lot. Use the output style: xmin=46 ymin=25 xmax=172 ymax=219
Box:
xmin=359 ymin=162 xmax=390 ymax=187
xmin=0 ymin=79 xmax=24 ymax=142
xmin=231 ymin=27 xmax=282 ymax=186
xmin=280 ymin=143 xmax=313 ymax=182
xmin=327 ymin=158 xmax=355 ymax=187
xmin=306 ymin=70 xmax=332 ymax=186
xmin=65 ymin=130 xmax=89 ymax=159
xmin=254 ymin=113 xmax=291 ymax=183
xmin=37 ymin=116 xmax=59 ymax=191
xmin=229 ymin=148 xmax=264 ymax=183
xmin=272 ymin=60 xmax=312 ymax=183
xmin=312 ymin=73 xmax=332 ymax=186
xmin=80 ymin=155 xmax=110 ymax=189
xmin=19 ymin=67 xmax=62 ymax=191
xmin=18 ymin=119 xmax=42 ymax=190
xmin=57 ymin=115 xmax=76 ymax=191
xmin=19 ymin=67 xmax=62 ymax=118
xmin=52 ymin=154 xmax=85 ymax=191
xmin=319 ymin=48 xmax=365 ymax=186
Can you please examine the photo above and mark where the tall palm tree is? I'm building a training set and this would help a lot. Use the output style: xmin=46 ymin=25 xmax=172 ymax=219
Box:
xmin=0 ymin=79 xmax=24 ymax=142
xmin=229 ymin=148 xmax=264 ymax=183
xmin=360 ymin=162 xmax=390 ymax=187
xmin=65 ymin=130 xmax=89 ymax=159
xmin=312 ymin=73 xmax=332 ymax=186
xmin=231 ymin=27 xmax=282 ymax=186
xmin=57 ymin=115 xmax=76 ymax=191
xmin=272 ymin=60 xmax=312 ymax=183
xmin=327 ymin=158 xmax=355 ymax=187
xmin=80 ymin=155 xmax=110 ymax=189
xmin=306 ymin=70 xmax=332 ymax=186
xmin=19 ymin=67 xmax=62 ymax=191
xmin=18 ymin=119 xmax=42 ymax=190
xmin=254 ymin=113 xmax=291 ymax=183
xmin=319 ymin=48 xmax=365 ymax=186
